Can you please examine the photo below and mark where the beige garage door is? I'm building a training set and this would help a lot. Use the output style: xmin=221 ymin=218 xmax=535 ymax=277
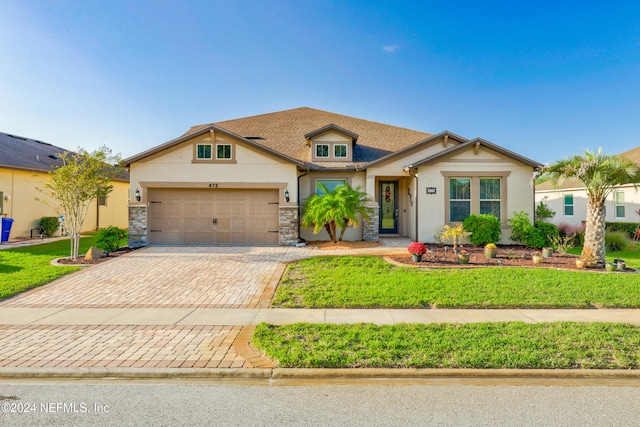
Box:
xmin=147 ymin=189 xmax=280 ymax=245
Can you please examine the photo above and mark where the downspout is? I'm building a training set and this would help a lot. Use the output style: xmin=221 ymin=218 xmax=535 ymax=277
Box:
xmin=405 ymin=166 xmax=419 ymax=242
xmin=297 ymin=167 xmax=310 ymax=241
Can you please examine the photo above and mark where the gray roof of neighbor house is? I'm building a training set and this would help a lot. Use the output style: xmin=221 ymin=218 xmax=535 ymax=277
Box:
xmin=0 ymin=131 xmax=69 ymax=172
xmin=0 ymin=131 xmax=129 ymax=181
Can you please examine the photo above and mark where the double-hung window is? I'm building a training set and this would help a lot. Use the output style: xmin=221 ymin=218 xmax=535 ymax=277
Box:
xmin=564 ymin=194 xmax=574 ymax=216
xmin=479 ymin=178 xmax=501 ymax=218
xmin=449 ymin=178 xmax=471 ymax=222
xmin=615 ymin=191 xmax=625 ymax=219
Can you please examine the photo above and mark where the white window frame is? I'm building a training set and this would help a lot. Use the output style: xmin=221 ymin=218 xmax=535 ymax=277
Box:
xmin=216 ymin=144 xmax=232 ymax=160
xmin=564 ymin=194 xmax=574 ymax=217
xmin=449 ymin=177 xmax=471 ymax=222
xmin=334 ymin=144 xmax=348 ymax=158
xmin=316 ymin=144 xmax=329 ymax=158
xmin=196 ymin=144 xmax=213 ymax=160
xmin=614 ymin=191 xmax=625 ymax=219
xmin=479 ymin=177 xmax=501 ymax=219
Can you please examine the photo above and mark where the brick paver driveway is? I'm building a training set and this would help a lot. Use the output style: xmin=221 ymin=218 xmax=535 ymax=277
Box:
xmin=1 ymin=246 xmax=301 ymax=309
xmin=0 ymin=246 xmax=305 ymax=369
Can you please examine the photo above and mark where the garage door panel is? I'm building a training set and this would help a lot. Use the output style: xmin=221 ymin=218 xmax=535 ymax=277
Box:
xmin=148 ymin=188 xmax=279 ymax=245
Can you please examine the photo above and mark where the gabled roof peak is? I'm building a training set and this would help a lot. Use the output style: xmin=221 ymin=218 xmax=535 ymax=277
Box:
xmin=303 ymin=123 xmax=359 ymax=141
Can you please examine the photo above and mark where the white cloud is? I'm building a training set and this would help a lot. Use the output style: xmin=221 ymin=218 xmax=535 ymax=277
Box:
xmin=382 ymin=45 xmax=399 ymax=53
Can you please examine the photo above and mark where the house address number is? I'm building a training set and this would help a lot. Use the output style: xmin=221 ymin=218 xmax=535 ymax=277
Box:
xmin=208 ymin=183 xmax=219 ymax=188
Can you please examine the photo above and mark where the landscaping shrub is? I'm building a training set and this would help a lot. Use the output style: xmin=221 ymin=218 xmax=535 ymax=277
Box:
xmin=462 ymin=214 xmax=501 ymax=246
xmin=605 ymin=222 xmax=638 ymax=239
xmin=535 ymin=200 xmax=555 ymax=221
xmin=37 ymin=217 xmax=60 ymax=237
xmin=605 ymin=231 xmax=632 ymax=252
xmin=535 ymin=221 xmax=558 ymax=248
xmin=96 ymin=226 xmax=127 ymax=252
xmin=509 ymin=211 xmax=545 ymax=248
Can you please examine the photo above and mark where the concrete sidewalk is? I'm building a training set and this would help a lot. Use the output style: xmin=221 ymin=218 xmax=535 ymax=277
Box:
xmin=2 ymin=307 xmax=640 ymax=326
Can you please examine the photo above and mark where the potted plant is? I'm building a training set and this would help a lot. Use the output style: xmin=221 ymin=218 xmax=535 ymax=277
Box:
xmin=542 ymin=247 xmax=553 ymax=258
xmin=617 ymin=260 xmax=626 ymax=271
xmin=408 ymin=242 xmax=427 ymax=262
xmin=605 ymin=262 xmax=617 ymax=272
xmin=457 ymin=249 xmax=470 ymax=264
xmin=575 ymin=258 xmax=585 ymax=268
xmin=532 ymin=251 xmax=543 ymax=264
xmin=484 ymin=243 xmax=497 ymax=259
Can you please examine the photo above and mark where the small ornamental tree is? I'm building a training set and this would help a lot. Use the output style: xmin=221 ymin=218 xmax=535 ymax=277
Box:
xmin=38 ymin=146 xmax=123 ymax=260
xmin=301 ymin=184 xmax=372 ymax=243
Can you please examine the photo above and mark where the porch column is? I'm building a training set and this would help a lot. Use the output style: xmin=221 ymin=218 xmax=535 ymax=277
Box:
xmin=363 ymin=202 xmax=379 ymax=242
xmin=128 ymin=204 xmax=147 ymax=248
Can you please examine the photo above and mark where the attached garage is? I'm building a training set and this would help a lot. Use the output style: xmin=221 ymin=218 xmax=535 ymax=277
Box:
xmin=147 ymin=188 xmax=280 ymax=245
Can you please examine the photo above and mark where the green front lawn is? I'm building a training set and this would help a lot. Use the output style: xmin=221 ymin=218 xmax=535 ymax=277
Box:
xmin=272 ymin=256 xmax=640 ymax=308
xmin=253 ymin=322 xmax=640 ymax=369
xmin=0 ymin=235 xmax=99 ymax=299
xmin=567 ymin=246 xmax=640 ymax=268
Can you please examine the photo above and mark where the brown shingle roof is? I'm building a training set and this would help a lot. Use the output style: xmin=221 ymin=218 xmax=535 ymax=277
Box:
xmin=619 ymin=146 xmax=640 ymax=166
xmin=190 ymin=107 xmax=433 ymax=164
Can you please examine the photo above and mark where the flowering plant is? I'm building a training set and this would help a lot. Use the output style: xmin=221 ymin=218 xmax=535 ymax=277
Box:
xmin=484 ymin=243 xmax=497 ymax=249
xmin=532 ymin=251 xmax=541 ymax=257
xmin=407 ymin=242 xmax=427 ymax=256
xmin=458 ymin=249 xmax=469 ymax=255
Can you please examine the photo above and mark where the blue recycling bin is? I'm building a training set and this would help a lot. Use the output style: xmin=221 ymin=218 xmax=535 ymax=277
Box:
xmin=1 ymin=218 xmax=14 ymax=242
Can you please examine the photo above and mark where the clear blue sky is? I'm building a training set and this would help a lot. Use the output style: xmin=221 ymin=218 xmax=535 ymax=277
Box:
xmin=2 ymin=1 xmax=639 ymax=164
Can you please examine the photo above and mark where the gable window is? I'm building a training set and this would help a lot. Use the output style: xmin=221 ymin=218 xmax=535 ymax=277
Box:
xmin=316 ymin=144 xmax=329 ymax=158
xmin=449 ymin=178 xmax=471 ymax=222
xmin=564 ymin=194 xmax=574 ymax=216
xmin=196 ymin=144 xmax=212 ymax=160
xmin=216 ymin=144 xmax=232 ymax=160
xmin=316 ymin=179 xmax=347 ymax=195
xmin=479 ymin=178 xmax=501 ymax=218
xmin=334 ymin=144 xmax=348 ymax=158
xmin=615 ymin=191 xmax=625 ymax=219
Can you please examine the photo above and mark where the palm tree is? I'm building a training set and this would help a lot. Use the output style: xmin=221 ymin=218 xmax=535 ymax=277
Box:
xmin=301 ymin=184 xmax=373 ymax=243
xmin=537 ymin=149 xmax=639 ymax=267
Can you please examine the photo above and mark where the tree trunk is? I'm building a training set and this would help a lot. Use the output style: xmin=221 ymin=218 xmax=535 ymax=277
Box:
xmin=582 ymin=198 xmax=606 ymax=267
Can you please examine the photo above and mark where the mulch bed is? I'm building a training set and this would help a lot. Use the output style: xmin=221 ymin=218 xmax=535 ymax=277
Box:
xmin=56 ymin=247 xmax=137 ymax=265
xmin=389 ymin=245 xmax=632 ymax=272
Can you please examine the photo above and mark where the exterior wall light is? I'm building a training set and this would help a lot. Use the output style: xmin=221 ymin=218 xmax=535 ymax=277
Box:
xmin=284 ymin=189 xmax=290 ymax=203
xmin=135 ymin=188 xmax=141 ymax=202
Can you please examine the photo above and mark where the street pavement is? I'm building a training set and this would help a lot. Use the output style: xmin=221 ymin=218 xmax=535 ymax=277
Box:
xmin=1 ymin=238 xmax=639 ymax=378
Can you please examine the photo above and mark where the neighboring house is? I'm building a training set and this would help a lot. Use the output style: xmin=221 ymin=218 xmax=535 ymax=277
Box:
xmin=535 ymin=147 xmax=640 ymax=227
xmin=0 ymin=132 xmax=129 ymax=240
xmin=124 ymin=107 xmax=542 ymax=247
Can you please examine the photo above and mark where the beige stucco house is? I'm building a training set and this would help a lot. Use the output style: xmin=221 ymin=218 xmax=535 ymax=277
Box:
xmin=124 ymin=107 xmax=542 ymax=247
xmin=0 ymin=132 xmax=129 ymax=240
xmin=535 ymin=147 xmax=640 ymax=227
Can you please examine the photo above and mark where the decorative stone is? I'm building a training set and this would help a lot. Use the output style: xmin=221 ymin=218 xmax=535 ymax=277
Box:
xmin=85 ymin=246 xmax=105 ymax=261
xmin=279 ymin=206 xmax=299 ymax=246
xmin=128 ymin=205 xmax=148 ymax=248
xmin=363 ymin=205 xmax=380 ymax=242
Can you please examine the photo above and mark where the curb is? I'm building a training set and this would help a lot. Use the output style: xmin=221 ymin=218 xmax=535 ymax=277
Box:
xmin=1 ymin=367 xmax=639 ymax=382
